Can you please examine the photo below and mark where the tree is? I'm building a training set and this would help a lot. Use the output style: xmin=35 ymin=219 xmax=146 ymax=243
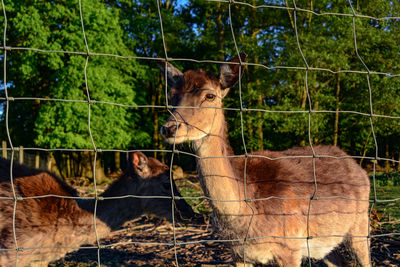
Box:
xmin=1 ymin=0 xmax=398 ymax=173
xmin=0 ymin=0 xmax=151 ymax=178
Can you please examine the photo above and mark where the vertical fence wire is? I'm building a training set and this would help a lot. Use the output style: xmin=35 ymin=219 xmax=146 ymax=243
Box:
xmin=0 ymin=0 xmax=399 ymax=266
xmin=0 ymin=1 xmax=20 ymax=266
xmin=290 ymin=0 xmax=319 ymax=265
xmin=156 ymin=0 xmax=180 ymax=266
xmin=228 ymin=2 xmax=259 ymax=265
xmin=78 ymin=1 xmax=103 ymax=265
xmin=348 ymin=0 xmax=379 ymax=264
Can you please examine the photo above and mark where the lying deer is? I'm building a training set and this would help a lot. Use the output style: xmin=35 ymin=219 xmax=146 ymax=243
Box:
xmin=0 ymin=152 xmax=194 ymax=266
xmin=159 ymin=55 xmax=371 ymax=266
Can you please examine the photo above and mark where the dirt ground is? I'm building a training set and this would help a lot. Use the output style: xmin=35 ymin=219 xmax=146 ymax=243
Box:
xmin=50 ymin=216 xmax=233 ymax=267
xmin=49 ymin=215 xmax=400 ymax=267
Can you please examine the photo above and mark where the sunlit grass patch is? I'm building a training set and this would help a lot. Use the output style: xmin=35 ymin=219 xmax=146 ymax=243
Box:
xmin=371 ymin=172 xmax=400 ymax=232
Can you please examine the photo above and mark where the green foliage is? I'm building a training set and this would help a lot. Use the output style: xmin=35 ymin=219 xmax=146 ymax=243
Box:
xmin=1 ymin=0 xmax=151 ymax=149
xmin=372 ymin=172 xmax=400 ymax=231
xmin=374 ymin=172 xmax=400 ymax=187
xmin=0 ymin=0 xmax=399 ymax=169
xmin=217 ymin=0 xmax=400 ymax=161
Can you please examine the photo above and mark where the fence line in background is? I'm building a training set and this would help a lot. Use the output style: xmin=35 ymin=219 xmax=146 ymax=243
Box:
xmin=1 ymin=141 xmax=49 ymax=170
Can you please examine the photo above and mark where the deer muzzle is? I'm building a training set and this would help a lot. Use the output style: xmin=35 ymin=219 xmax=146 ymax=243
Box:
xmin=160 ymin=122 xmax=180 ymax=139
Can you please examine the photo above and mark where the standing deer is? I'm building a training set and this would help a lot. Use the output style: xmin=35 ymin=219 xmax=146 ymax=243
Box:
xmin=0 ymin=152 xmax=194 ymax=266
xmin=159 ymin=54 xmax=371 ymax=266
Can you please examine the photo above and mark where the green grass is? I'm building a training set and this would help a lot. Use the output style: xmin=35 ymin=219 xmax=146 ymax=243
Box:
xmin=372 ymin=172 xmax=400 ymax=187
xmin=370 ymin=172 xmax=400 ymax=231
xmin=175 ymin=175 xmax=212 ymax=214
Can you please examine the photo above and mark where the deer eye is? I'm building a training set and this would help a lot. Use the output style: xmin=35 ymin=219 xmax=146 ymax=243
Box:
xmin=167 ymin=91 xmax=175 ymax=102
xmin=205 ymin=94 xmax=216 ymax=101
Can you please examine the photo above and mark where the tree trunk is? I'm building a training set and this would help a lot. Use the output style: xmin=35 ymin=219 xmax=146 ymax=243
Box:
xmin=285 ymin=0 xmax=295 ymax=30
xmin=2 ymin=140 xmax=6 ymax=159
xmin=115 ymin=152 xmax=120 ymax=170
xmin=398 ymin=153 xmax=400 ymax=172
xmin=48 ymin=153 xmax=61 ymax=178
xmin=216 ymin=3 xmax=225 ymax=61
xmin=385 ymin=138 xmax=390 ymax=171
xmin=66 ymin=153 xmax=71 ymax=178
xmin=299 ymin=80 xmax=307 ymax=147
xmin=333 ymin=73 xmax=340 ymax=146
xmin=151 ymin=81 xmax=159 ymax=158
xmin=80 ymin=151 xmax=106 ymax=183
xmin=257 ymin=94 xmax=264 ymax=150
xmin=253 ymin=56 xmax=263 ymax=151
xmin=246 ymin=101 xmax=254 ymax=152
xmin=359 ymin=130 xmax=372 ymax=167
xmin=300 ymin=79 xmax=307 ymax=109
xmin=313 ymin=100 xmax=319 ymax=144
xmin=155 ymin=79 xmax=165 ymax=161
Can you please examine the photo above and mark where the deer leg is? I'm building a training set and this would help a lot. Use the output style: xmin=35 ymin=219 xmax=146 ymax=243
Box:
xmin=349 ymin=237 xmax=371 ymax=267
xmin=347 ymin=213 xmax=371 ymax=267
xmin=274 ymin=250 xmax=302 ymax=267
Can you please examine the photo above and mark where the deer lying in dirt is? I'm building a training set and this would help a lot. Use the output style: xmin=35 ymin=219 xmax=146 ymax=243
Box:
xmin=159 ymin=55 xmax=371 ymax=266
xmin=0 ymin=152 xmax=194 ymax=266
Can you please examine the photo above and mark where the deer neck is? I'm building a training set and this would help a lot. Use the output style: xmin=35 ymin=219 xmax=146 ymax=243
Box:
xmin=192 ymin=118 xmax=244 ymax=216
xmin=79 ymin=177 xmax=140 ymax=231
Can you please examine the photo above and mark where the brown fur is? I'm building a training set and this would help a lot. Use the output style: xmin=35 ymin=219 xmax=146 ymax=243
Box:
xmin=0 ymin=153 xmax=194 ymax=266
xmin=160 ymin=56 xmax=371 ymax=266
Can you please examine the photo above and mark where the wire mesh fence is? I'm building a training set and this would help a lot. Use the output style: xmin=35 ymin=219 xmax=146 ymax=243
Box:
xmin=0 ymin=0 xmax=399 ymax=266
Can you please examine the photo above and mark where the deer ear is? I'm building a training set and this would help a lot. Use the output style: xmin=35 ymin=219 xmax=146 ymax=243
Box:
xmin=132 ymin=152 xmax=148 ymax=175
xmin=157 ymin=61 xmax=183 ymax=89
xmin=219 ymin=52 xmax=247 ymax=92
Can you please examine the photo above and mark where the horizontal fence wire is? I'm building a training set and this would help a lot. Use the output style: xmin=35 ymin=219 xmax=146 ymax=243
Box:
xmin=0 ymin=0 xmax=399 ymax=266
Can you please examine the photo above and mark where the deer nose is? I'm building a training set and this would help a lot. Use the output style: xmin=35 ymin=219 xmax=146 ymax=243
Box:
xmin=160 ymin=123 xmax=180 ymax=138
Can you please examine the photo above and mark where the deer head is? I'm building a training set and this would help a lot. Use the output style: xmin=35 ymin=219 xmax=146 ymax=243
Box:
xmin=95 ymin=152 xmax=194 ymax=226
xmin=159 ymin=53 xmax=246 ymax=144
xmin=129 ymin=152 xmax=194 ymax=221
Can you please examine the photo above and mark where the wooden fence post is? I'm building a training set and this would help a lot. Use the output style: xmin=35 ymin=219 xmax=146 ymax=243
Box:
xmin=115 ymin=151 xmax=120 ymax=170
xmin=19 ymin=146 xmax=24 ymax=164
xmin=35 ymin=153 xmax=40 ymax=169
xmin=47 ymin=155 xmax=52 ymax=171
xmin=2 ymin=141 xmax=6 ymax=159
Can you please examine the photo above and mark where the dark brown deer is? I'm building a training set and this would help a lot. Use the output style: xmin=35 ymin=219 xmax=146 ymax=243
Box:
xmin=159 ymin=55 xmax=371 ymax=266
xmin=0 ymin=152 xmax=194 ymax=266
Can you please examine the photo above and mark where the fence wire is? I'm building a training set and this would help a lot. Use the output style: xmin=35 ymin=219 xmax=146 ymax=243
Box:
xmin=0 ymin=0 xmax=399 ymax=266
